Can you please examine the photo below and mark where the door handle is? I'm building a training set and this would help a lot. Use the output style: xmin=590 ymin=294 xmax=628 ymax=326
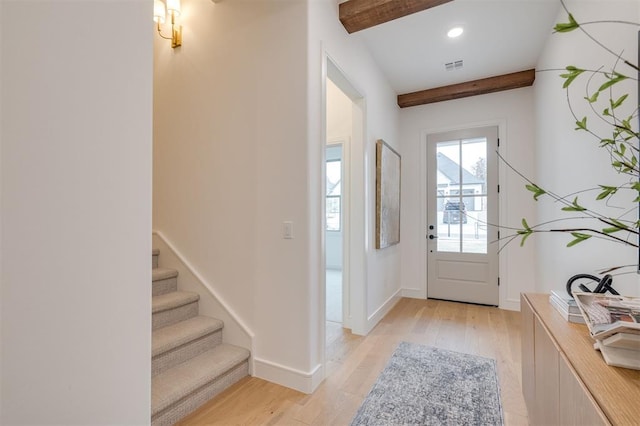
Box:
xmin=428 ymin=235 xmax=438 ymax=240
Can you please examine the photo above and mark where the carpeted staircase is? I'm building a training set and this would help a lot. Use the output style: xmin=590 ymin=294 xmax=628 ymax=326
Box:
xmin=151 ymin=249 xmax=250 ymax=425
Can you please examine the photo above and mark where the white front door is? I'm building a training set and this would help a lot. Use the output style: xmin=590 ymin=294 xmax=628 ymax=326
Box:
xmin=426 ymin=126 xmax=499 ymax=306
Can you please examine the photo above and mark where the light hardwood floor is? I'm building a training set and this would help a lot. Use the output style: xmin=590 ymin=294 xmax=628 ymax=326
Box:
xmin=178 ymin=298 xmax=528 ymax=425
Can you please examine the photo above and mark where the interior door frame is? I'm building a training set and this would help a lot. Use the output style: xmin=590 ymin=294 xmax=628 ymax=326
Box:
xmin=322 ymin=54 xmax=368 ymax=338
xmin=418 ymin=120 xmax=508 ymax=307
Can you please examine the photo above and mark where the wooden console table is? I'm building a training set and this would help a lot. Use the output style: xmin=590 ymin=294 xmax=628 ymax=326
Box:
xmin=521 ymin=293 xmax=640 ymax=425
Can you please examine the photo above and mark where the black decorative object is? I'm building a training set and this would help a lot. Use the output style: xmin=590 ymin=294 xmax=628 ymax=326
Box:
xmin=566 ymin=273 xmax=619 ymax=298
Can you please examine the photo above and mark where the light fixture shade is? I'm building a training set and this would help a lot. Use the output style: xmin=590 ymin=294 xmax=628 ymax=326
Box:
xmin=153 ymin=0 xmax=166 ymax=23
xmin=166 ymin=0 xmax=181 ymax=15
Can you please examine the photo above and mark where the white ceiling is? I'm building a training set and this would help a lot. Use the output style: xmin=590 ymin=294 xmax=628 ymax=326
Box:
xmin=350 ymin=0 xmax=562 ymax=94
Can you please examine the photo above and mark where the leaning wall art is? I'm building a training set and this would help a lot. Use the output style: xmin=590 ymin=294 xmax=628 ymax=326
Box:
xmin=376 ymin=139 xmax=401 ymax=249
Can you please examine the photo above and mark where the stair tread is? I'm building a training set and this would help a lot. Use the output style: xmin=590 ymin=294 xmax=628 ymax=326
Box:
xmin=152 ymin=316 xmax=224 ymax=357
xmin=152 ymin=291 xmax=199 ymax=314
xmin=152 ymin=248 xmax=160 ymax=255
xmin=152 ymin=268 xmax=178 ymax=281
xmin=151 ymin=344 xmax=250 ymax=415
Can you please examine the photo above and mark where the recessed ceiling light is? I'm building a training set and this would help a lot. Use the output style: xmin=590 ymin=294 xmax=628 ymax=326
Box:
xmin=447 ymin=27 xmax=464 ymax=38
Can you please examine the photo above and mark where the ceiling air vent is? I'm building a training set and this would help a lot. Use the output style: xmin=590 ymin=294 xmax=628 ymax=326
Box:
xmin=445 ymin=60 xmax=464 ymax=71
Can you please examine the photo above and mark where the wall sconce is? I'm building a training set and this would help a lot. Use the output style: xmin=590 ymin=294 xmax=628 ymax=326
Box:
xmin=154 ymin=0 xmax=182 ymax=48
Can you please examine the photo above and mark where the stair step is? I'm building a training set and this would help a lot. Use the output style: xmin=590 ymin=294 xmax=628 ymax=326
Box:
xmin=152 ymin=291 xmax=199 ymax=330
xmin=152 ymin=248 xmax=160 ymax=269
xmin=151 ymin=344 xmax=250 ymax=425
xmin=152 ymin=316 xmax=224 ymax=376
xmin=152 ymin=268 xmax=179 ymax=296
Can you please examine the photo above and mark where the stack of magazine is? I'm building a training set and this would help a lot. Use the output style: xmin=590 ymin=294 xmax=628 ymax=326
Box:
xmin=573 ymin=292 xmax=640 ymax=370
xmin=549 ymin=290 xmax=585 ymax=324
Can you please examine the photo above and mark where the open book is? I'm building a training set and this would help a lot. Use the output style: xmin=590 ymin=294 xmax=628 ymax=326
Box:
xmin=573 ymin=292 xmax=640 ymax=340
xmin=573 ymin=292 xmax=640 ymax=369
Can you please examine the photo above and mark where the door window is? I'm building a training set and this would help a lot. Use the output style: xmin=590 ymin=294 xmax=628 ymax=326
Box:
xmin=326 ymin=159 xmax=341 ymax=231
xmin=436 ymin=138 xmax=488 ymax=254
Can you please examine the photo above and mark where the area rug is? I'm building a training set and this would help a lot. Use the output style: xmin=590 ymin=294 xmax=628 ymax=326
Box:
xmin=350 ymin=342 xmax=503 ymax=426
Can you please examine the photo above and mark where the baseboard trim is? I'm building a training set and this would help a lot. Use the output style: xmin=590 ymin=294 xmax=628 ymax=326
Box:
xmin=253 ymin=358 xmax=324 ymax=394
xmin=401 ymin=288 xmax=425 ymax=299
xmin=362 ymin=288 xmax=402 ymax=335
xmin=501 ymin=297 xmax=521 ymax=312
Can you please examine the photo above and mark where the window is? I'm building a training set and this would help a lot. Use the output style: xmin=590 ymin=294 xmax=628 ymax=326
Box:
xmin=326 ymin=160 xmax=341 ymax=231
xmin=436 ymin=137 xmax=488 ymax=254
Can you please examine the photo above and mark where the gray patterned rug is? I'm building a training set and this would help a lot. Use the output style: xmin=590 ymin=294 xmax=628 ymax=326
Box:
xmin=350 ymin=342 xmax=503 ymax=426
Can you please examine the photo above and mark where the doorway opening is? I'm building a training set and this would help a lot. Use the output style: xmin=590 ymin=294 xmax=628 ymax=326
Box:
xmin=325 ymin=76 xmax=352 ymax=332
xmin=326 ymin=143 xmax=343 ymax=324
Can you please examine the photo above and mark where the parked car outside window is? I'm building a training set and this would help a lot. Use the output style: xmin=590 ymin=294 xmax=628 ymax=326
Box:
xmin=442 ymin=200 xmax=467 ymax=224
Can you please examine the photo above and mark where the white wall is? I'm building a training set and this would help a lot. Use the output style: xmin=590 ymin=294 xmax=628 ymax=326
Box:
xmin=535 ymin=0 xmax=640 ymax=296
xmin=1 ymin=1 xmax=153 ymax=424
xmin=153 ymin=0 xmax=320 ymax=392
xmin=327 ymin=78 xmax=353 ymax=141
xmin=401 ymin=88 xmax=538 ymax=310
xmin=308 ymin=0 xmax=402 ymax=338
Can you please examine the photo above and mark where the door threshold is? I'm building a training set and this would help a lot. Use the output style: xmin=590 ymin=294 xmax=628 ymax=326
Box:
xmin=428 ymin=297 xmax=498 ymax=308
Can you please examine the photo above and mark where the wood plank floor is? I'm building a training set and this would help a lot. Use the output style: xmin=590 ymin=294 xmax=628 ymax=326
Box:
xmin=177 ymin=298 xmax=529 ymax=425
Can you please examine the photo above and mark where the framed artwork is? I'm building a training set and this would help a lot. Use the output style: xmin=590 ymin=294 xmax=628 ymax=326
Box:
xmin=376 ymin=139 xmax=401 ymax=249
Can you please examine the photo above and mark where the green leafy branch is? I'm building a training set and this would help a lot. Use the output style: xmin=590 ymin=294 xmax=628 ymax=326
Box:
xmin=554 ymin=0 xmax=640 ymax=72
xmin=561 ymin=65 xmax=639 ymax=178
xmin=497 ymin=152 xmax=639 ymax=251
xmin=499 ymin=216 xmax=638 ymax=250
xmin=490 ymin=2 xmax=640 ymax=276
xmin=554 ymin=1 xmax=639 ymax=182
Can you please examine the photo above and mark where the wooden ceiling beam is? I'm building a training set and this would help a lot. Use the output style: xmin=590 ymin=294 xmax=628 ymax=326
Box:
xmin=339 ymin=0 xmax=454 ymax=34
xmin=397 ymin=69 xmax=536 ymax=108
